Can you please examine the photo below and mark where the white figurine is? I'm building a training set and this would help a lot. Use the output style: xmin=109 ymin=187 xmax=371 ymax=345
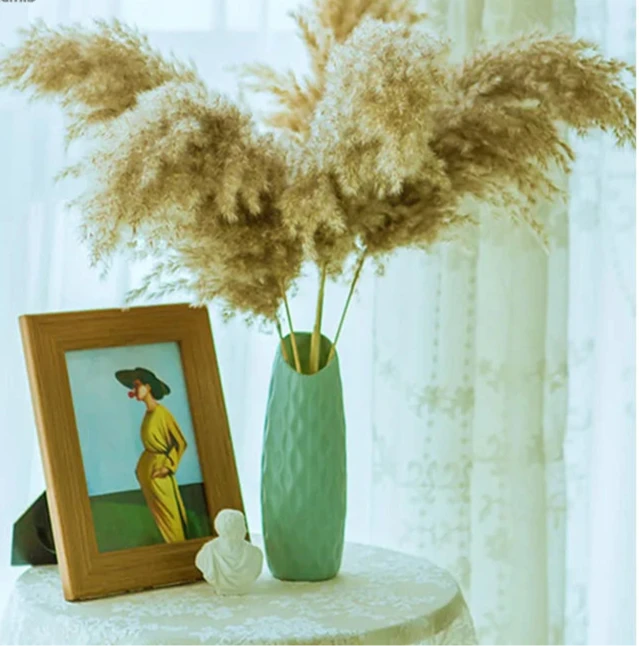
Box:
xmin=195 ymin=509 xmax=263 ymax=595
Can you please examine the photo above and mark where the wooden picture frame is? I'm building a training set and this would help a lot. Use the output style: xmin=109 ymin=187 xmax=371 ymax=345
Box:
xmin=19 ymin=303 xmax=244 ymax=601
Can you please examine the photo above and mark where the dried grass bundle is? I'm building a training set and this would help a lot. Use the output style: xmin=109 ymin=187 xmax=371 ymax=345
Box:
xmin=0 ymin=0 xmax=634 ymax=372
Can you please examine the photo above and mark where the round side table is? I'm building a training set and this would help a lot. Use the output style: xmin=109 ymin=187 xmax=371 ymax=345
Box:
xmin=1 ymin=541 xmax=476 ymax=645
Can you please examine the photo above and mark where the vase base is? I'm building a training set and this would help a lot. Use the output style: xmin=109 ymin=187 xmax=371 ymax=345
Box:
xmin=270 ymin=571 xmax=339 ymax=583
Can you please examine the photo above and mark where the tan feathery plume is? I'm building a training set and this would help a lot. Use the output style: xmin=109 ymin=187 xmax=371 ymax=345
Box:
xmin=430 ymin=32 xmax=635 ymax=238
xmin=0 ymin=19 xmax=196 ymax=141
xmin=307 ymin=18 xmax=452 ymax=198
xmin=68 ymin=81 xmax=303 ymax=323
xmin=239 ymin=0 xmax=427 ymax=137
xmin=313 ymin=0 xmax=427 ymax=42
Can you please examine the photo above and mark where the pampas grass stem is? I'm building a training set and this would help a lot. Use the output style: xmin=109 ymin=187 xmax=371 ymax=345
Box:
xmin=328 ymin=249 xmax=367 ymax=364
xmin=275 ymin=319 xmax=291 ymax=366
xmin=281 ymin=285 xmax=302 ymax=373
xmin=309 ymin=264 xmax=327 ymax=373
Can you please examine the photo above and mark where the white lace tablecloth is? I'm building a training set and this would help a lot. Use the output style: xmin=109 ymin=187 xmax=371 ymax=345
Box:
xmin=0 ymin=540 xmax=476 ymax=645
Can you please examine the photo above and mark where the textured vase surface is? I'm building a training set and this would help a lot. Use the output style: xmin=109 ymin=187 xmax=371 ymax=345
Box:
xmin=261 ymin=332 xmax=347 ymax=581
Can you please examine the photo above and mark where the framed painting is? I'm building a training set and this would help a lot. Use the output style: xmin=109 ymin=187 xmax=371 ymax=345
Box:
xmin=19 ymin=303 xmax=244 ymax=601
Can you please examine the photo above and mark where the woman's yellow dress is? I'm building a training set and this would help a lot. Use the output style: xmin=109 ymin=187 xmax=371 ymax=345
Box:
xmin=135 ymin=405 xmax=188 ymax=543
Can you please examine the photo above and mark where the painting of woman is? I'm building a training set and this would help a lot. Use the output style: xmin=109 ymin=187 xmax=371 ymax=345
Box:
xmin=115 ymin=366 xmax=189 ymax=543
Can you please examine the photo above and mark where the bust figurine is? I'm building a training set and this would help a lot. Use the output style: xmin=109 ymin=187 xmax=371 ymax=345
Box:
xmin=195 ymin=509 xmax=263 ymax=595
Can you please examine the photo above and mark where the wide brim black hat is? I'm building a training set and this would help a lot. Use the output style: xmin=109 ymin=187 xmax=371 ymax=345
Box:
xmin=115 ymin=367 xmax=171 ymax=401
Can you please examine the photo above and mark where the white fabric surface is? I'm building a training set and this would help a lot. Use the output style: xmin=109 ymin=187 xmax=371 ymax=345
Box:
xmin=0 ymin=1 xmax=634 ymax=644
xmin=0 ymin=541 xmax=476 ymax=646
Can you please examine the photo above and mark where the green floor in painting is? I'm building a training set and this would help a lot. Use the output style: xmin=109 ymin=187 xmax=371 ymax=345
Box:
xmin=89 ymin=483 xmax=211 ymax=552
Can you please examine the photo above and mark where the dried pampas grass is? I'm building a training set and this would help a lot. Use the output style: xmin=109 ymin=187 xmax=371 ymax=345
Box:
xmin=0 ymin=0 xmax=635 ymax=372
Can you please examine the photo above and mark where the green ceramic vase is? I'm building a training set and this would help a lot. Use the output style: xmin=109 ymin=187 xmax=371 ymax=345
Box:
xmin=261 ymin=332 xmax=347 ymax=581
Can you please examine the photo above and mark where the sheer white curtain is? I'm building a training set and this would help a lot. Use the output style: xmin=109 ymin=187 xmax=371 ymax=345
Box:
xmin=364 ymin=0 xmax=635 ymax=644
xmin=0 ymin=1 xmax=634 ymax=644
